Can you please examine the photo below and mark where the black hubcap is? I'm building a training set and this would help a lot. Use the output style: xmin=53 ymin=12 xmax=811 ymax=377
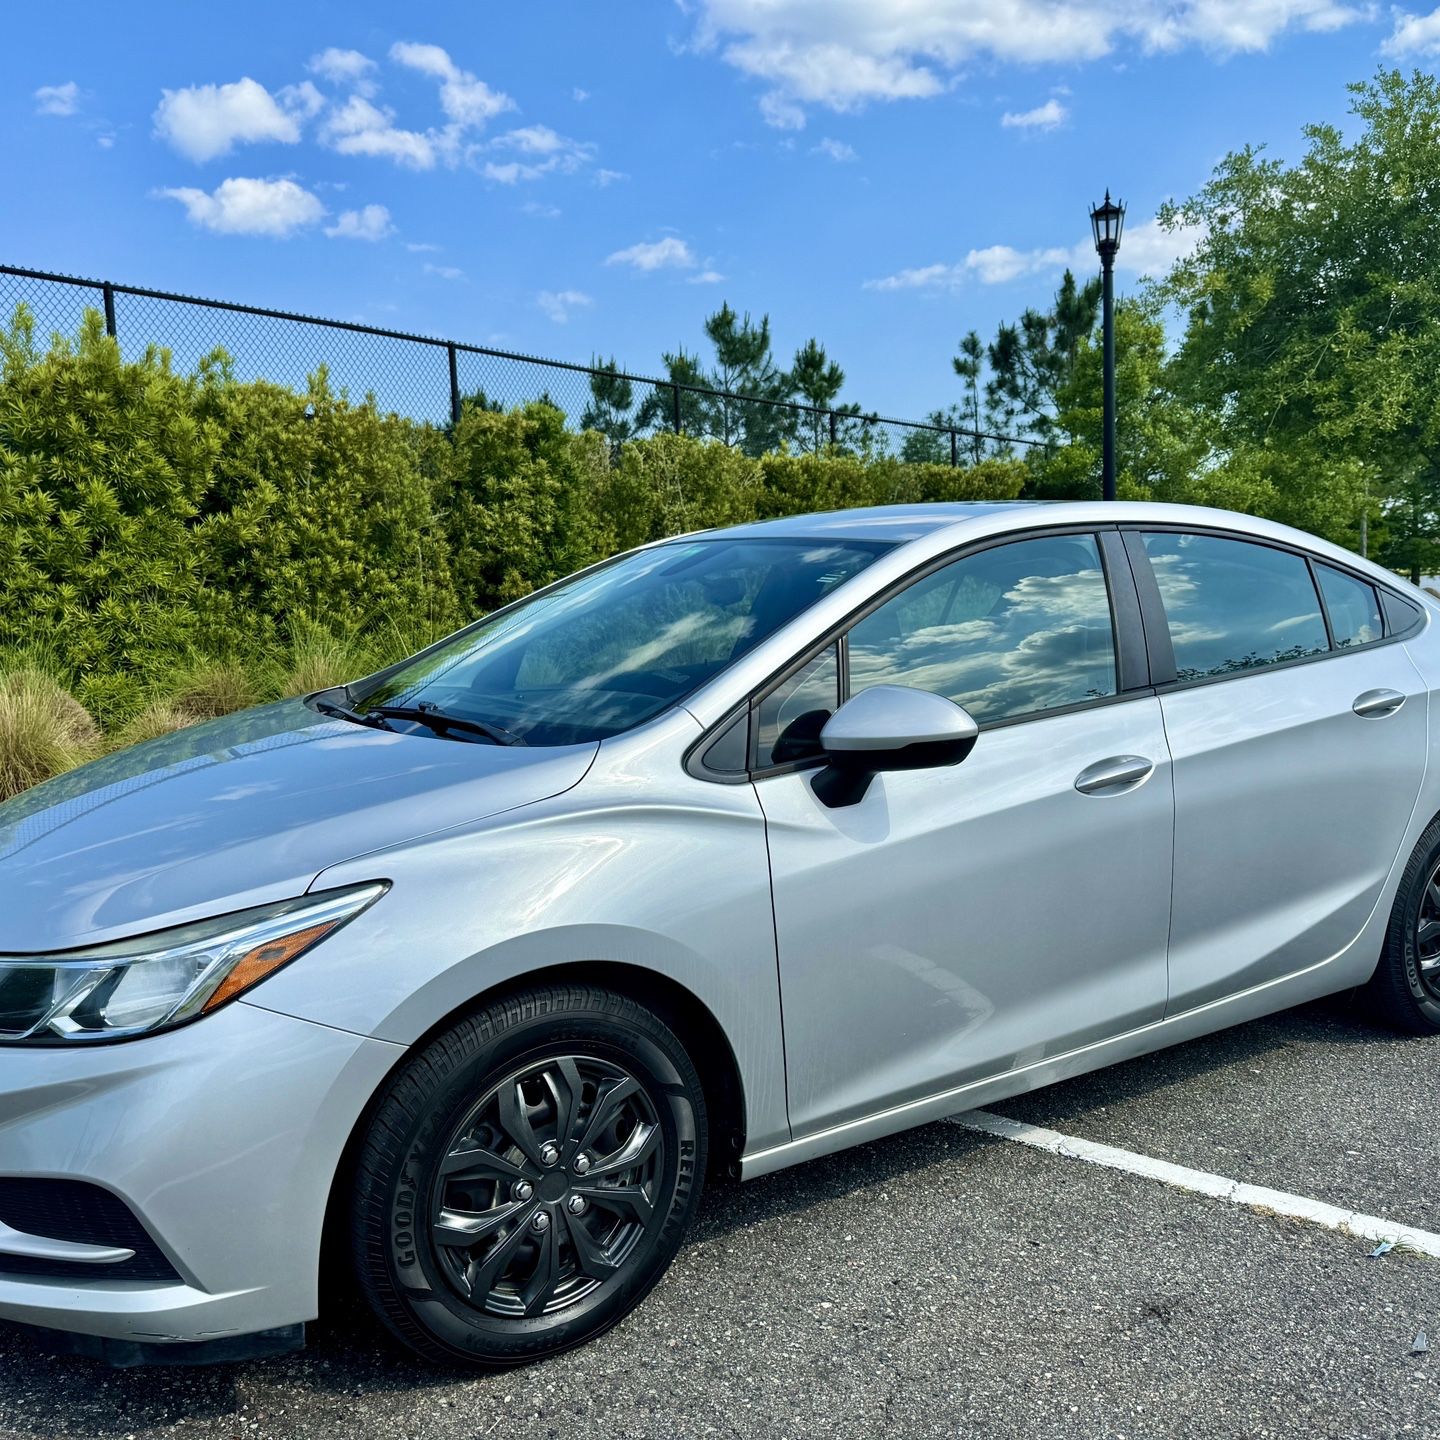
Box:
xmin=1418 ymin=863 xmax=1440 ymax=1001
xmin=429 ymin=1055 xmax=664 ymax=1318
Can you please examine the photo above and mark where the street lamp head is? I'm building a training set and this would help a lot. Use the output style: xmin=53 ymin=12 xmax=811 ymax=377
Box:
xmin=1090 ymin=190 xmax=1126 ymax=260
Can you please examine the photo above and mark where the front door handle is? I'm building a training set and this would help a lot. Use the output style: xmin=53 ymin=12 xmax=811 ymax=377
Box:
xmin=1074 ymin=755 xmax=1155 ymax=796
xmin=1353 ymin=688 xmax=1406 ymax=718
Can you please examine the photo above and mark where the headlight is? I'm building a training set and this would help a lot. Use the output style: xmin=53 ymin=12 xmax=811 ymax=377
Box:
xmin=0 ymin=883 xmax=386 ymax=1044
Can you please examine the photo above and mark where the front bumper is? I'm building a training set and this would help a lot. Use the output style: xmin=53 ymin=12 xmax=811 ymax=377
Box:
xmin=0 ymin=1000 xmax=402 ymax=1352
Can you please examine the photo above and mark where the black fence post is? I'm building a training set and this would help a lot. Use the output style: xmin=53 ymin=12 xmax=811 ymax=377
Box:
xmin=102 ymin=282 xmax=116 ymax=339
xmin=950 ymin=430 xmax=958 ymax=467
xmin=829 ymin=411 xmax=838 ymax=449
xmin=446 ymin=343 xmax=461 ymax=427
xmin=671 ymin=383 xmax=682 ymax=435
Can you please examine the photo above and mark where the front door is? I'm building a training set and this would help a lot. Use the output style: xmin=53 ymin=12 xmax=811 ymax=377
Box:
xmin=755 ymin=531 xmax=1176 ymax=1139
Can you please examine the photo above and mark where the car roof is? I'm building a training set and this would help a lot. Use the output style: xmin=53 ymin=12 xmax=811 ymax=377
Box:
xmin=709 ymin=502 xmax=1043 ymax=544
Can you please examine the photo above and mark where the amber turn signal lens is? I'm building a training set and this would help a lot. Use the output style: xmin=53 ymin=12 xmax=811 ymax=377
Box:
xmin=201 ymin=920 xmax=339 ymax=1014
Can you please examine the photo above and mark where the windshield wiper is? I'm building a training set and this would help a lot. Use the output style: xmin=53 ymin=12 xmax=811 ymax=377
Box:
xmin=313 ymin=697 xmax=395 ymax=731
xmin=367 ymin=703 xmax=526 ymax=747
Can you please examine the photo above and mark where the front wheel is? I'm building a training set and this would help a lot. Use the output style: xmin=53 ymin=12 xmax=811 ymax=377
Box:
xmin=350 ymin=984 xmax=707 ymax=1367
xmin=1366 ymin=817 xmax=1440 ymax=1035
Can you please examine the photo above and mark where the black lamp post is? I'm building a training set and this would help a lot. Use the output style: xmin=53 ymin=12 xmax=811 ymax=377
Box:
xmin=1090 ymin=191 xmax=1126 ymax=502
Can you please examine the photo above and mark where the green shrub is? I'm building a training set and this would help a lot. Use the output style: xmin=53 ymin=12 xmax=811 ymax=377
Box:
xmin=445 ymin=402 xmax=613 ymax=609
xmin=194 ymin=363 xmax=459 ymax=645
xmin=602 ymin=433 xmax=762 ymax=548
xmin=0 ymin=666 xmax=101 ymax=799
xmin=0 ymin=309 xmax=228 ymax=724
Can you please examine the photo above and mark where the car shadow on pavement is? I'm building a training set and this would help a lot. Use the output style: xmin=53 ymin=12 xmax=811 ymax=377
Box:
xmin=995 ymin=992 xmax=1415 ymax=1132
xmin=0 ymin=994 xmax=1406 ymax=1427
xmin=0 ymin=1121 xmax=995 ymax=1428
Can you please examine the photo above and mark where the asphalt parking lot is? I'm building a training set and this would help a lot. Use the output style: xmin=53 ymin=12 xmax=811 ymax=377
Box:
xmin=2 ymin=995 xmax=1438 ymax=1440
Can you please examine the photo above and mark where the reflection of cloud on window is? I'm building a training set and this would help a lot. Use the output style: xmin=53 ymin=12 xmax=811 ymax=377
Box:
xmin=1143 ymin=534 xmax=1328 ymax=680
xmin=848 ymin=547 xmax=1115 ymax=722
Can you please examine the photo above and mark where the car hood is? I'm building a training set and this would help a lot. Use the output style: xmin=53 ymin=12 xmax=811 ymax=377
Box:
xmin=0 ymin=700 xmax=597 ymax=952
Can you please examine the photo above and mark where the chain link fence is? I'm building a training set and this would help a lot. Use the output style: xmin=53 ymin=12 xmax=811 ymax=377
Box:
xmin=0 ymin=264 xmax=1030 ymax=461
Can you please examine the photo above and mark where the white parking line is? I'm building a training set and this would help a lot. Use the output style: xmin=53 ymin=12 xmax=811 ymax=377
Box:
xmin=951 ymin=1109 xmax=1440 ymax=1258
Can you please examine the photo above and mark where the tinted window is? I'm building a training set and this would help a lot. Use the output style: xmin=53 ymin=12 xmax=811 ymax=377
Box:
xmin=1142 ymin=533 xmax=1328 ymax=681
xmin=1316 ymin=564 xmax=1382 ymax=649
xmin=755 ymin=644 xmax=839 ymax=768
xmin=846 ymin=534 xmax=1117 ymax=724
xmin=364 ymin=539 xmax=882 ymax=746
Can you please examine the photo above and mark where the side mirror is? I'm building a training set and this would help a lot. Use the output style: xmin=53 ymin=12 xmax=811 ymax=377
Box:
xmin=814 ymin=685 xmax=978 ymax=808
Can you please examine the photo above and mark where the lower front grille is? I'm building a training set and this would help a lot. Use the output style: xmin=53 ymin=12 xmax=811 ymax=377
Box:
xmin=0 ymin=1178 xmax=181 ymax=1283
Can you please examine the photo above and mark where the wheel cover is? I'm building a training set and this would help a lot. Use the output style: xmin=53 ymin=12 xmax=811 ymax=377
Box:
xmin=1418 ymin=861 xmax=1440 ymax=1002
xmin=427 ymin=1054 xmax=665 ymax=1319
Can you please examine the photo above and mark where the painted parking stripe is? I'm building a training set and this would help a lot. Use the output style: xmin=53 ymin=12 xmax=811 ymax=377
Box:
xmin=951 ymin=1109 xmax=1440 ymax=1259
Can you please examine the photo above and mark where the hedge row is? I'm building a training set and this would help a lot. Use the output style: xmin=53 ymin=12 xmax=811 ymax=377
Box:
xmin=0 ymin=310 xmax=1027 ymax=726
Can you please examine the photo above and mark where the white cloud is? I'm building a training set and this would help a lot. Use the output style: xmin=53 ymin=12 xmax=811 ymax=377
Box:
xmin=965 ymin=243 xmax=1076 ymax=284
xmin=537 ymin=289 xmax=593 ymax=323
xmin=605 ymin=236 xmax=698 ymax=271
xmin=812 ymin=137 xmax=858 ymax=161
xmin=688 ymin=270 xmax=727 ymax=284
xmin=423 ymin=262 xmax=465 ymax=280
xmin=595 ymin=168 xmax=628 ymax=186
xmin=324 ymin=203 xmax=394 ymax=240
xmin=406 ymin=241 xmax=441 ymax=251
xmin=522 ymin=201 xmax=563 ymax=218
xmin=480 ymin=125 xmax=595 ymax=182
xmin=321 ymin=95 xmax=436 ymax=168
xmin=864 ymin=213 xmax=1203 ymax=292
xmin=692 ymin=0 xmax=1367 ymax=126
xmin=1001 ymin=97 xmax=1068 ymax=130
xmin=157 ymin=176 xmax=324 ymax=236
xmin=1382 ymin=6 xmax=1440 ymax=54
xmin=35 ymin=82 xmax=79 ymax=117
xmin=864 ymin=262 xmax=966 ymax=293
xmin=1111 ymin=214 xmax=1204 ymax=277
xmin=389 ymin=41 xmax=514 ymax=125
xmin=573 ymin=87 xmax=591 ymax=101
xmin=308 ymin=48 xmax=378 ymax=93
xmin=277 ymin=81 xmax=325 ymax=119
xmin=154 ymin=78 xmax=314 ymax=162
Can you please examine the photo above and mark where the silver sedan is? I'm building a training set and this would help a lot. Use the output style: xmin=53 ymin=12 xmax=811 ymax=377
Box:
xmin=1 ymin=500 xmax=1437 ymax=1368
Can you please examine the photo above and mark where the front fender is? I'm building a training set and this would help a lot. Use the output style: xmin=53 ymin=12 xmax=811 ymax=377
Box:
xmin=248 ymin=713 xmax=790 ymax=1153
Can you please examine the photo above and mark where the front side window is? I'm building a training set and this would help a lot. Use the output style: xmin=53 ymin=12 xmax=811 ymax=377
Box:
xmin=363 ymin=538 xmax=883 ymax=746
xmin=846 ymin=534 xmax=1118 ymax=724
xmin=1142 ymin=533 xmax=1328 ymax=682
xmin=1316 ymin=563 xmax=1383 ymax=649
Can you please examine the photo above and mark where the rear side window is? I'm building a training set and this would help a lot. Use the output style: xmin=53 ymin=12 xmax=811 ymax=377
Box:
xmin=1315 ymin=564 xmax=1383 ymax=649
xmin=1142 ymin=533 xmax=1328 ymax=682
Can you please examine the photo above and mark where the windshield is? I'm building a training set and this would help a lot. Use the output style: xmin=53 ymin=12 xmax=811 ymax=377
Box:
xmin=358 ymin=536 xmax=888 ymax=746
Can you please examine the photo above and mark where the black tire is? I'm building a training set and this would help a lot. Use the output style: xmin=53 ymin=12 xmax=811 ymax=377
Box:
xmin=1366 ymin=816 xmax=1440 ymax=1035
xmin=350 ymin=983 xmax=707 ymax=1367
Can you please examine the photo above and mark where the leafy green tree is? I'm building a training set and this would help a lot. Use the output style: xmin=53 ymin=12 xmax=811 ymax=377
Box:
xmin=790 ymin=338 xmax=854 ymax=454
xmin=580 ymin=356 xmax=637 ymax=451
xmin=703 ymin=303 xmax=795 ymax=455
xmin=1160 ymin=68 xmax=1440 ymax=564
xmin=985 ymin=270 xmax=1101 ymax=447
xmin=635 ymin=348 xmax=711 ymax=438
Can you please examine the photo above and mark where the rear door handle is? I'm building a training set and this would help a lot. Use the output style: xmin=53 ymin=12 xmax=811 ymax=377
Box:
xmin=1074 ymin=755 xmax=1155 ymax=796
xmin=1352 ymin=688 xmax=1406 ymax=718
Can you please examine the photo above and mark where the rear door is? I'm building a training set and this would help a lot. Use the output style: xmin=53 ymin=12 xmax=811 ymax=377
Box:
xmin=1126 ymin=528 xmax=1429 ymax=1013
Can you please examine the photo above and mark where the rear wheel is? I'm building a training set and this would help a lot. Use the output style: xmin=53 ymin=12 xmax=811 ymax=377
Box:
xmin=350 ymin=984 xmax=707 ymax=1366
xmin=1366 ymin=818 xmax=1440 ymax=1035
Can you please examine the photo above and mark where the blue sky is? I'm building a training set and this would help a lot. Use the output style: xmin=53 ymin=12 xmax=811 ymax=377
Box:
xmin=6 ymin=1 xmax=1434 ymax=419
